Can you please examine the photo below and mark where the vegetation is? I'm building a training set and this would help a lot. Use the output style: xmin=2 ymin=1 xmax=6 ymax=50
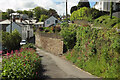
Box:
xmin=39 ymin=25 xmax=61 ymax=33
xmin=60 ymin=24 xmax=77 ymax=51
xmin=77 ymin=0 xmax=90 ymax=9
xmin=2 ymin=7 xmax=60 ymax=21
xmin=33 ymin=7 xmax=48 ymax=20
xmin=48 ymin=8 xmax=60 ymax=18
xmin=94 ymin=15 xmax=120 ymax=28
xmin=21 ymin=43 xmax=36 ymax=50
xmin=70 ymin=7 xmax=106 ymax=22
xmin=70 ymin=6 xmax=78 ymax=14
xmin=114 ymin=23 xmax=120 ymax=29
xmin=110 ymin=1 xmax=113 ymax=19
xmin=62 ymin=24 xmax=120 ymax=79
xmin=39 ymin=15 xmax=49 ymax=22
xmin=2 ymin=48 xmax=41 ymax=79
xmin=2 ymin=30 xmax=22 ymax=52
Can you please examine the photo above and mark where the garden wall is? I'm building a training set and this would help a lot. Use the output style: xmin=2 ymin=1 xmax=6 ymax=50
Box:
xmin=35 ymin=30 xmax=63 ymax=55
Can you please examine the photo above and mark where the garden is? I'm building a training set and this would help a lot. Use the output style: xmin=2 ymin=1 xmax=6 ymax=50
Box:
xmin=1 ymin=48 xmax=42 ymax=79
xmin=1 ymin=30 xmax=42 ymax=79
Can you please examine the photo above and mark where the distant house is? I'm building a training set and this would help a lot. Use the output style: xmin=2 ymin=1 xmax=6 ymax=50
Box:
xmin=44 ymin=16 xmax=61 ymax=27
xmin=10 ymin=13 xmax=28 ymax=20
xmin=34 ymin=22 xmax=44 ymax=27
xmin=0 ymin=19 xmax=11 ymax=31
xmin=93 ymin=0 xmax=120 ymax=12
xmin=6 ymin=21 xmax=33 ymax=40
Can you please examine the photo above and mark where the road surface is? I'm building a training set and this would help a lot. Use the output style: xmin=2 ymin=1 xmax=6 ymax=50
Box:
xmin=36 ymin=48 xmax=101 ymax=80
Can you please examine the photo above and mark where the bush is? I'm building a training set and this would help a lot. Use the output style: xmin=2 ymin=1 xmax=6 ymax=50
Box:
xmin=22 ymin=43 xmax=36 ymax=50
xmin=94 ymin=15 xmax=120 ymax=28
xmin=39 ymin=15 xmax=48 ymax=22
xmin=114 ymin=23 xmax=120 ymax=29
xmin=70 ymin=7 xmax=106 ymax=22
xmin=60 ymin=24 xmax=77 ymax=51
xmin=66 ymin=25 xmax=120 ymax=78
xmin=2 ymin=48 xmax=41 ymax=79
xmin=2 ymin=30 xmax=22 ymax=52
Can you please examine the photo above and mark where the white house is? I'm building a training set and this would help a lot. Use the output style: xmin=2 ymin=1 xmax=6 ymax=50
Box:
xmin=93 ymin=0 xmax=120 ymax=12
xmin=0 ymin=19 xmax=11 ymax=31
xmin=44 ymin=16 xmax=61 ymax=27
xmin=6 ymin=21 xmax=33 ymax=40
xmin=10 ymin=13 xmax=28 ymax=20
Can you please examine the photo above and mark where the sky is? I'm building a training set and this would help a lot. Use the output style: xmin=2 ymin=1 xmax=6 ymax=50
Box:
xmin=0 ymin=0 xmax=99 ymax=15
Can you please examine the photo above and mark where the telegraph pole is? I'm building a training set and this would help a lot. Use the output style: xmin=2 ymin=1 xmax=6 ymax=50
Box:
xmin=10 ymin=12 xmax=12 ymax=33
xmin=66 ymin=0 xmax=68 ymax=22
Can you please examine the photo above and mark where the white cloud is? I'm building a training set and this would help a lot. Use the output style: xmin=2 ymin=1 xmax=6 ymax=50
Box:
xmin=0 ymin=0 xmax=97 ymax=15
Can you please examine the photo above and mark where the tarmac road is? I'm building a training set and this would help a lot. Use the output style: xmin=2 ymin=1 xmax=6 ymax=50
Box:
xmin=36 ymin=48 xmax=101 ymax=80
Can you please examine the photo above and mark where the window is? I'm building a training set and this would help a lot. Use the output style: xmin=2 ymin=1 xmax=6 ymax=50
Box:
xmin=55 ymin=20 xmax=58 ymax=23
xmin=47 ymin=21 xmax=50 ymax=24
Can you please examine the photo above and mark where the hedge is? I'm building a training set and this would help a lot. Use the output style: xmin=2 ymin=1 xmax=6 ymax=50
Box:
xmin=65 ymin=25 xmax=120 ymax=78
xmin=94 ymin=15 xmax=120 ymax=28
xmin=70 ymin=7 xmax=106 ymax=22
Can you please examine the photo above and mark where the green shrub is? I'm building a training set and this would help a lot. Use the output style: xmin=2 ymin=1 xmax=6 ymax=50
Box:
xmin=2 ymin=30 xmax=22 ymax=52
xmin=114 ymin=23 xmax=120 ymax=29
xmin=2 ymin=48 xmax=41 ymax=79
xmin=60 ymin=24 xmax=77 ymax=51
xmin=94 ymin=15 xmax=120 ymax=28
xmin=70 ymin=7 xmax=106 ymax=22
xmin=66 ymin=25 xmax=120 ymax=78
xmin=22 ymin=43 xmax=36 ymax=50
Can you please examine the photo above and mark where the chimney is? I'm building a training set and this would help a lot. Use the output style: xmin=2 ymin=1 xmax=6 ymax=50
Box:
xmin=20 ymin=18 xmax=23 ymax=22
xmin=13 ymin=16 xmax=16 ymax=22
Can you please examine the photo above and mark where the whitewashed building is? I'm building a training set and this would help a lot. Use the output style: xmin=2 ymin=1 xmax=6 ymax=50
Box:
xmin=6 ymin=21 xmax=33 ymax=40
xmin=44 ymin=16 xmax=61 ymax=27
xmin=10 ymin=13 xmax=28 ymax=20
xmin=93 ymin=0 xmax=120 ymax=12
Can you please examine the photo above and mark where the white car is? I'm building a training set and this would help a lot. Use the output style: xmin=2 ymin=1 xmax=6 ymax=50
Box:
xmin=20 ymin=40 xmax=27 ymax=46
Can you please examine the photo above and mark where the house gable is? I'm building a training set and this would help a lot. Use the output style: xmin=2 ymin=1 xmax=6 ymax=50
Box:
xmin=44 ymin=16 xmax=61 ymax=27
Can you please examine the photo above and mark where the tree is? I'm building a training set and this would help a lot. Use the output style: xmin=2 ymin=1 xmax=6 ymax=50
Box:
xmin=28 ymin=10 xmax=33 ymax=18
xmin=77 ymin=0 xmax=90 ymax=9
xmin=2 ymin=12 xmax=9 ymax=20
xmin=110 ymin=1 xmax=113 ymax=19
xmin=33 ymin=6 xmax=48 ymax=19
xmin=6 ymin=9 xmax=15 ymax=14
xmin=2 ymin=30 xmax=21 ymax=51
xmin=48 ymin=8 xmax=60 ymax=18
xmin=70 ymin=6 xmax=78 ymax=14
xmin=39 ymin=15 xmax=48 ymax=22
xmin=16 ymin=10 xmax=23 ymax=14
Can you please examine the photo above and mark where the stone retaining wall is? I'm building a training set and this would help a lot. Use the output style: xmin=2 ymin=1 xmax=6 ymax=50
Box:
xmin=35 ymin=31 xmax=63 ymax=55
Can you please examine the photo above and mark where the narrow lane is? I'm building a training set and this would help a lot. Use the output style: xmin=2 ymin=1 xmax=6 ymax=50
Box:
xmin=36 ymin=48 xmax=100 ymax=80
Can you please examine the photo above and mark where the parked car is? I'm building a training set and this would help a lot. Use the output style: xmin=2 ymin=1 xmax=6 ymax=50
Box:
xmin=20 ymin=40 xmax=27 ymax=46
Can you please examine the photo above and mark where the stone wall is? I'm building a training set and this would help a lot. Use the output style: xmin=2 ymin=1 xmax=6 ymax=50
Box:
xmin=35 ymin=31 xmax=63 ymax=55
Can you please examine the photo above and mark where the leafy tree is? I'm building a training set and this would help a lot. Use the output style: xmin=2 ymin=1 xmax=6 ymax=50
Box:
xmin=2 ymin=12 xmax=9 ymax=20
xmin=16 ymin=10 xmax=23 ymax=14
xmin=28 ymin=10 xmax=33 ymax=18
xmin=33 ymin=6 xmax=48 ymax=19
xmin=77 ymin=0 xmax=90 ymax=9
xmin=6 ymin=9 xmax=15 ymax=14
xmin=70 ymin=6 xmax=78 ymax=14
xmin=110 ymin=1 xmax=113 ymax=19
xmin=39 ymin=15 xmax=48 ymax=22
xmin=2 ymin=30 xmax=21 ymax=51
xmin=48 ymin=8 xmax=60 ymax=18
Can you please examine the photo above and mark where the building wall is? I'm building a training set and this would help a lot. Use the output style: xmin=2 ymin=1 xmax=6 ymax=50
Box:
xmin=44 ymin=16 xmax=61 ymax=27
xmin=94 ymin=1 xmax=118 ymax=12
xmin=35 ymin=31 xmax=63 ymax=55
xmin=6 ymin=22 xmax=22 ymax=34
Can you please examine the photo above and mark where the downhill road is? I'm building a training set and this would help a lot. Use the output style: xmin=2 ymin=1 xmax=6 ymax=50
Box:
xmin=36 ymin=48 xmax=101 ymax=80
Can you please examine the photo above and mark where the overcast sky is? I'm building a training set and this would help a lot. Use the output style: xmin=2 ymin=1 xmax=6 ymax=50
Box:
xmin=0 ymin=0 xmax=99 ymax=15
